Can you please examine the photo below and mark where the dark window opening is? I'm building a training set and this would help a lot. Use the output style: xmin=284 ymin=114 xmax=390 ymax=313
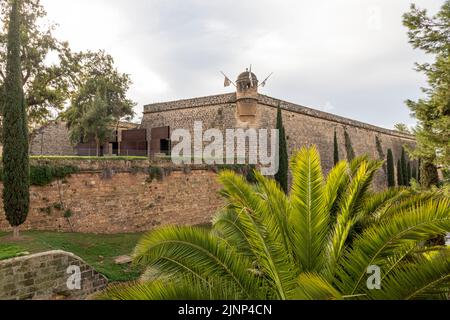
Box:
xmin=112 ymin=142 xmax=119 ymax=155
xmin=160 ymin=139 xmax=170 ymax=155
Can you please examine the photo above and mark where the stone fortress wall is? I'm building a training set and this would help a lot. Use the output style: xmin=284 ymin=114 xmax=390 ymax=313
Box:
xmin=17 ymin=71 xmax=417 ymax=234
xmin=30 ymin=121 xmax=77 ymax=156
xmin=142 ymin=92 xmax=415 ymax=189
xmin=0 ymin=160 xmax=223 ymax=234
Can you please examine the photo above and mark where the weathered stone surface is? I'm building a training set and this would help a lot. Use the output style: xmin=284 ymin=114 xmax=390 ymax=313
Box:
xmin=143 ymin=93 xmax=416 ymax=190
xmin=0 ymin=251 xmax=107 ymax=300
xmin=114 ymin=256 xmax=132 ymax=265
xmin=0 ymin=169 xmax=223 ymax=234
xmin=29 ymin=121 xmax=77 ymax=156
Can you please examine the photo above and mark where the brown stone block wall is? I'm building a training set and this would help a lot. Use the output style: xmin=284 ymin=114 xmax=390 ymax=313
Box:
xmin=258 ymin=104 xmax=416 ymax=189
xmin=0 ymin=170 xmax=224 ymax=234
xmin=0 ymin=250 xmax=107 ymax=300
xmin=30 ymin=121 xmax=77 ymax=156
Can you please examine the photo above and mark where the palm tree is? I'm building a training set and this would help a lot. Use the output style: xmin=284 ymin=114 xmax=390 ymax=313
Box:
xmin=101 ymin=146 xmax=450 ymax=300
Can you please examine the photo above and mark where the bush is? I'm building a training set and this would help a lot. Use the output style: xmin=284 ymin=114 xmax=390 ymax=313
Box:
xmin=0 ymin=165 xmax=79 ymax=186
xmin=63 ymin=209 xmax=74 ymax=218
xmin=344 ymin=130 xmax=355 ymax=161
xmin=386 ymin=149 xmax=395 ymax=187
xmin=148 ymin=166 xmax=164 ymax=181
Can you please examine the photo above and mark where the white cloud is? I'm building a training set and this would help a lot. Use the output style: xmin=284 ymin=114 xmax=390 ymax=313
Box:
xmin=40 ymin=0 xmax=443 ymax=129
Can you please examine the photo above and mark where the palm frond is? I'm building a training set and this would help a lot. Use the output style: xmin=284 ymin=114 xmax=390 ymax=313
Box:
xmin=376 ymin=192 xmax=438 ymax=222
xmin=132 ymin=225 xmax=261 ymax=299
xmin=218 ymin=171 xmax=298 ymax=299
xmin=336 ymin=199 xmax=450 ymax=295
xmin=253 ymin=172 xmax=295 ymax=266
xmin=362 ymin=188 xmax=406 ymax=217
xmin=294 ymin=273 xmax=343 ymax=300
xmin=289 ymin=146 xmax=328 ymax=273
xmin=368 ymin=250 xmax=450 ymax=300
xmin=212 ymin=208 xmax=254 ymax=258
xmin=323 ymin=161 xmax=349 ymax=218
xmin=326 ymin=160 xmax=381 ymax=277
xmin=99 ymin=276 xmax=246 ymax=300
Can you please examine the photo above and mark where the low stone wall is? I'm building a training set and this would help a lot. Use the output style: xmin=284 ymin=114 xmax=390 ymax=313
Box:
xmin=0 ymin=250 xmax=107 ymax=300
xmin=29 ymin=158 xmax=151 ymax=171
xmin=0 ymin=168 xmax=224 ymax=234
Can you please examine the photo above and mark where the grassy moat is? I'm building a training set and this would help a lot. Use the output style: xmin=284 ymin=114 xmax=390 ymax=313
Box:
xmin=0 ymin=231 xmax=145 ymax=282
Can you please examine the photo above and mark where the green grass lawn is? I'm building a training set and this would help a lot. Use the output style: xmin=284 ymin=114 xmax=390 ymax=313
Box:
xmin=0 ymin=231 xmax=145 ymax=282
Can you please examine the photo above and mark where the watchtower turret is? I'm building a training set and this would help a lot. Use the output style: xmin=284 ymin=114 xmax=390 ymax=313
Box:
xmin=236 ymin=69 xmax=258 ymax=124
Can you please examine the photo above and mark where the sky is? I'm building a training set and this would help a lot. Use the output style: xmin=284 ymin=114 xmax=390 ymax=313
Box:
xmin=40 ymin=0 xmax=443 ymax=129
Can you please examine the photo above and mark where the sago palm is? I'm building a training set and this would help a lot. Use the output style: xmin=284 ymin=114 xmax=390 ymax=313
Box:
xmin=101 ymin=146 xmax=450 ymax=300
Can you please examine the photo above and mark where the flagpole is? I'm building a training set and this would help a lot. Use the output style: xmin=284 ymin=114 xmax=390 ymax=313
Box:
xmin=220 ymin=71 xmax=236 ymax=87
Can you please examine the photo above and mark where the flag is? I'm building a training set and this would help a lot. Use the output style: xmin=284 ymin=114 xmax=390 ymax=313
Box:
xmin=224 ymin=77 xmax=231 ymax=87
xmin=260 ymin=73 xmax=273 ymax=88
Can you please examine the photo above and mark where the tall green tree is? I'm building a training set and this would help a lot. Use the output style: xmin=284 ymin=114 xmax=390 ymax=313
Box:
xmin=397 ymin=159 xmax=404 ymax=186
xmin=63 ymin=51 xmax=135 ymax=155
xmin=403 ymin=2 xmax=450 ymax=185
xmin=375 ymin=136 xmax=387 ymax=175
xmin=101 ymin=147 xmax=450 ymax=300
xmin=386 ymin=149 xmax=396 ymax=187
xmin=2 ymin=0 xmax=30 ymax=239
xmin=344 ymin=130 xmax=355 ymax=161
xmin=418 ymin=159 xmax=422 ymax=183
xmin=407 ymin=162 xmax=412 ymax=186
xmin=401 ymin=148 xmax=409 ymax=186
xmin=0 ymin=0 xmax=82 ymax=131
xmin=275 ymin=105 xmax=288 ymax=193
xmin=333 ymin=130 xmax=339 ymax=166
xmin=72 ymin=91 xmax=113 ymax=156
xmin=412 ymin=164 xmax=418 ymax=182
xmin=394 ymin=123 xmax=411 ymax=134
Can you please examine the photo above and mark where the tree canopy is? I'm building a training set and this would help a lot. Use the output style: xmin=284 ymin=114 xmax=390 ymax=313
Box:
xmin=0 ymin=0 xmax=82 ymax=131
xmin=2 ymin=0 xmax=30 ymax=238
xmin=403 ymin=1 xmax=450 ymax=173
xmin=63 ymin=51 xmax=135 ymax=154
xmin=0 ymin=0 xmax=136 ymax=137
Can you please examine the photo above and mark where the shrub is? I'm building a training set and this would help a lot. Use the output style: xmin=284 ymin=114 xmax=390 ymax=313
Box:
xmin=148 ymin=166 xmax=164 ymax=181
xmin=333 ymin=130 xmax=339 ymax=166
xmin=386 ymin=149 xmax=395 ymax=187
xmin=63 ymin=209 xmax=74 ymax=218
xmin=0 ymin=165 xmax=79 ymax=186
xmin=344 ymin=130 xmax=355 ymax=161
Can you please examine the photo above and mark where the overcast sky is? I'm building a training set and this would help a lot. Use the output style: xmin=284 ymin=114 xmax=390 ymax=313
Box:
xmin=41 ymin=0 xmax=443 ymax=129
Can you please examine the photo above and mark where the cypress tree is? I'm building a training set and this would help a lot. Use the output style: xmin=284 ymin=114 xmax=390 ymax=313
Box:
xmin=333 ymin=130 xmax=339 ymax=165
xmin=417 ymin=159 xmax=422 ymax=184
xmin=344 ymin=130 xmax=355 ymax=161
xmin=397 ymin=159 xmax=404 ymax=186
xmin=401 ymin=148 xmax=408 ymax=186
xmin=375 ymin=136 xmax=387 ymax=174
xmin=386 ymin=149 xmax=395 ymax=187
xmin=411 ymin=164 xmax=417 ymax=182
xmin=275 ymin=104 xmax=289 ymax=194
xmin=406 ymin=162 xmax=412 ymax=186
xmin=2 ymin=0 xmax=30 ymax=238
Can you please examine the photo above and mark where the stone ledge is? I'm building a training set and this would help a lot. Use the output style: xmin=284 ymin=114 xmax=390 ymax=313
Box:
xmin=259 ymin=94 xmax=416 ymax=141
xmin=143 ymin=92 xmax=415 ymax=142
xmin=144 ymin=93 xmax=237 ymax=113
xmin=0 ymin=250 xmax=82 ymax=266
